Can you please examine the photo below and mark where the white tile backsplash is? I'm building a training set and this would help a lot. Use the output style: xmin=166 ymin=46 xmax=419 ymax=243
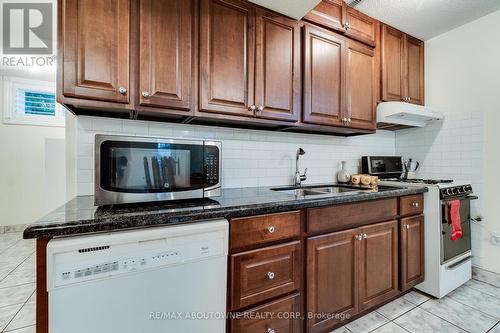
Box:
xmin=396 ymin=110 xmax=484 ymax=213
xmin=72 ymin=116 xmax=396 ymax=196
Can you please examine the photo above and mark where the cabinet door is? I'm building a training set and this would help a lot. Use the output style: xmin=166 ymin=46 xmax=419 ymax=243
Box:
xmin=381 ymin=25 xmax=405 ymax=102
xmin=254 ymin=9 xmax=300 ymax=122
xmin=303 ymin=0 xmax=346 ymax=33
xmin=232 ymin=293 xmax=301 ymax=333
xmin=345 ymin=40 xmax=376 ymax=130
xmin=344 ymin=6 xmax=376 ymax=47
xmin=358 ymin=220 xmax=399 ymax=311
xmin=61 ymin=0 xmax=130 ymax=103
xmin=303 ymin=24 xmax=345 ymax=127
xmin=199 ymin=0 xmax=255 ymax=117
xmin=139 ymin=0 xmax=193 ymax=111
xmin=405 ymin=36 xmax=425 ymax=105
xmin=307 ymin=229 xmax=358 ymax=333
xmin=400 ymin=215 xmax=425 ymax=291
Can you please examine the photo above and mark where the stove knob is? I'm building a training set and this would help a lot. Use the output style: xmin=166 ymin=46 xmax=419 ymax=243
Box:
xmin=452 ymin=188 xmax=458 ymax=194
xmin=446 ymin=188 xmax=452 ymax=196
xmin=462 ymin=186 xmax=468 ymax=193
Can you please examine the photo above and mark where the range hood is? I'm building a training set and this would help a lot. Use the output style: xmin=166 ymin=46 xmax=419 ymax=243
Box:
xmin=248 ymin=0 xmax=321 ymax=20
xmin=377 ymin=102 xmax=445 ymax=130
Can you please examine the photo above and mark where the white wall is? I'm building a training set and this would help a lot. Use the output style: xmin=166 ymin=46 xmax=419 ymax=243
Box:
xmin=397 ymin=9 xmax=500 ymax=274
xmin=0 ymin=108 xmax=65 ymax=228
xmin=68 ymin=116 xmax=395 ymax=196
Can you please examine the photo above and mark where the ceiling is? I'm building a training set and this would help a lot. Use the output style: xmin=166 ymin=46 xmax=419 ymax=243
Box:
xmin=248 ymin=0 xmax=321 ymax=20
xmin=355 ymin=0 xmax=500 ymax=40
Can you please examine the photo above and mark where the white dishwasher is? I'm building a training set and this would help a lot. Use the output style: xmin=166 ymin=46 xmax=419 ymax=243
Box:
xmin=47 ymin=219 xmax=228 ymax=333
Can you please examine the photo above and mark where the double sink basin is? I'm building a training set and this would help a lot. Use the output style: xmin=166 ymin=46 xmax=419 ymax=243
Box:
xmin=271 ymin=184 xmax=400 ymax=198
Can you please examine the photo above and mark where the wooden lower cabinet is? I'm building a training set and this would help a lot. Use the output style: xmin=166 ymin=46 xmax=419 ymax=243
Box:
xmin=231 ymin=293 xmax=301 ymax=333
xmin=230 ymin=241 xmax=301 ymax=310
xmin=307 ymin=229 xmax=359 ymax=333
xmin=357 ymin=220 xmax=399 ymax=311
xmin=306 ymin=220 xmax=399 ymax=332
xmin=400 ymin=215 xmax=425 ymax=291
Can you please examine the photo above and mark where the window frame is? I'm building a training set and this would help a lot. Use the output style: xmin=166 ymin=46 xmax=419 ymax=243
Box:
xmin=2 ymin=75 xmax=64 ymax=127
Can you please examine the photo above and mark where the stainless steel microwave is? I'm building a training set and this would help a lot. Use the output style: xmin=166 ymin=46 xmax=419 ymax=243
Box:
xmin=95 ymin=135 xmax=221 ymax=206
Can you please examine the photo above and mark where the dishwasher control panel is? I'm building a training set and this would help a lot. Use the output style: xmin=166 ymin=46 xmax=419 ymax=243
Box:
xmin=52 ymin=237 xmax=223 ymax=288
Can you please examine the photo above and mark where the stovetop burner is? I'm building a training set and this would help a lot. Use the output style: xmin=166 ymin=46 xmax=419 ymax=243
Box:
xmin=390 ymin=178 xmax=454 ymax=184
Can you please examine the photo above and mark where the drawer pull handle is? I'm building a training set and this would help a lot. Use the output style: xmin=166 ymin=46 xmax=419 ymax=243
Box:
xmin=412 ymin=202 xmax=419 ymax=207
xmin=267 ymin=226 xmax=275 ymax=233
xmin=267 ymin=329 xmax=275 ymax=333
xmin=267 ymin=271 xmax=275 ymax=280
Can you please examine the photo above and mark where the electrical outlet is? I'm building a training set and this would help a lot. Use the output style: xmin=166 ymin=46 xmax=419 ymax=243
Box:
xmin=491 ymin=233 xmax=500 ymax=247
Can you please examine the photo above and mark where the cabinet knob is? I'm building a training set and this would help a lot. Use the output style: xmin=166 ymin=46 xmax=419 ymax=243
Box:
xmin=142 ymin=91 xmax=150 ymax=98
xmin=267 ymin=271 xmax=275 ymax=280
xmin=347 ymin=118 xmax=352 ymax=123
xmin=118 ymin=86 xmax=127 ymax=95
xmin=257 ymin=105 xmax=264 ymax=112
xmin=406 ymin=224 xmax=410 ymax=229
xmin=412 ymin=202 xmax=419 ymax=207
xmin=267 ymin=329 xmax=275 ymax=333
xmin=248 ymin=105 xmax=257 ymax=112
xmin=355 ymin=234 xmax=362 ymax=240
xmin=267 ymin=225 xmax=275 ymax=234
xmin=363 ymin=233 xmax=368 ymax=239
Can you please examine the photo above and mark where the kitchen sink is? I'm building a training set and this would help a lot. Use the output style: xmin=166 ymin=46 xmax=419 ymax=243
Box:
xmin=271 ymin=184 xmax=368 ymax=197
xmin=270 ymin=184 xmax=401 ymax=198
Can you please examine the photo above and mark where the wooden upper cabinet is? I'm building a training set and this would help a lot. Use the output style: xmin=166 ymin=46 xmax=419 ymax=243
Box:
xmin=345 ymin=40 xmax=376 ymax=130
xmin=254 ymin=9 xmax=300 ymax=122
xmin=139 ymin=0 xmax=193 ymax=111
xmin=357 ymin=220 xmax=399 ymax=311
xmin=344 ymin=6 xmax=376 ymax=47
xmin=303 ymin=24 xmax=345 ymax=127
xmin=303 ymin=0 xmax=345 ymax=33
xmin=304 ymin=0 xmax=377 ymax=46
xmin=405 ymin=36 xmax=425 ymax=105
xmin=381 ymin=24 xmax=424 ymax=105
xmin=400 ymin=215 xmax=425 ymax=291
xmin=307 ymin=229 xmax=359 ymax=333
xmin=199 ymin=0 xmax=255 ymax=117
xmin=60 ymin=0 xmax=130 ymax=103
xmin=381 ymin=24 xmax=405 ymax=102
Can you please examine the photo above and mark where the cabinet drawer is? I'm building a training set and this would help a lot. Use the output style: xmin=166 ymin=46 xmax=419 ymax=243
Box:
xmin=230 ymin=241 xmax=301 ymax=310
xmin=400 ymin=194 xmax=424 ymax=217
xmin=231 ymin=293 xmax=301 ymax=333
xmin=307 ymin=198 xmax=398 ymax=234
xmin=230 ymin=211 xmax=300 ymax=250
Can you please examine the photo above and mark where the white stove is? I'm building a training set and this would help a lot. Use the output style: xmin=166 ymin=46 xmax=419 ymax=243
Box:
xmin=380 ymin=178 xmax=474 ymax=298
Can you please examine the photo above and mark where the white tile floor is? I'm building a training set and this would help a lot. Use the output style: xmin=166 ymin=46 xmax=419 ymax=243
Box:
xmin=0 ymin=231 xmax=499 ymax=333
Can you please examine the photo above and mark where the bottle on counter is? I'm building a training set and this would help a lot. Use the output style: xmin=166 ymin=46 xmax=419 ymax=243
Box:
xmin=337 ymin=161 xmax=351 ymax=183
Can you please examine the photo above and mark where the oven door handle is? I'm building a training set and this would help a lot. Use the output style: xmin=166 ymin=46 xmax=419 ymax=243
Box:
xmin=441 ymin=195 xmax=478 ymax=204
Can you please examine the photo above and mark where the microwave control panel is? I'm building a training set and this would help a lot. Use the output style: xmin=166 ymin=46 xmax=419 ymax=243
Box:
xmin=204 ymin=146 xmax=220 ymax=186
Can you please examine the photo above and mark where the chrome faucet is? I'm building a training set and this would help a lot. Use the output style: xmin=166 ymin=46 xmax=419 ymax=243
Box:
xmin=294 ymin=148 xmax=307 ymax=186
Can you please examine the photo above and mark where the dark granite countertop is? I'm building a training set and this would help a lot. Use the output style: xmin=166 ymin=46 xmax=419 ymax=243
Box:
xmin=24 ymin=183 xmax=427 ymax=239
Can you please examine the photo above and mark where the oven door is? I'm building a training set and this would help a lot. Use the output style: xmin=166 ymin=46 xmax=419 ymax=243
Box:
xmin=95 ymin=136 xmax=221 ymax=205
xmin=441 ymin=196 xmax=473 ymax=264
